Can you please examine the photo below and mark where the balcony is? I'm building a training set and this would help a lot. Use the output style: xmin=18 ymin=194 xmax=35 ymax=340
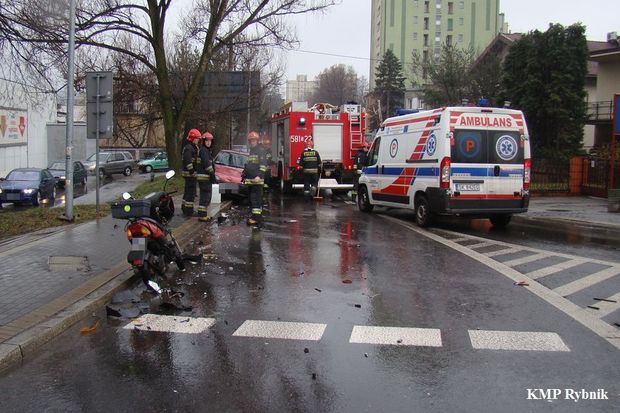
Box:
xmin=586 ymin=100 xmax=613 ymax=123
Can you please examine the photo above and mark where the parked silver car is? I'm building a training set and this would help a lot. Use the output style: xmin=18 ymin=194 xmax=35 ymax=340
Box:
xmin=83 ymin=151 xmax=135 ymax=179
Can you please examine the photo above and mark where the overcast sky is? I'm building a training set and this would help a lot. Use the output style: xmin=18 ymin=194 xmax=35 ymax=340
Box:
xmin=282 ymin=0 xmax=618 ymax=82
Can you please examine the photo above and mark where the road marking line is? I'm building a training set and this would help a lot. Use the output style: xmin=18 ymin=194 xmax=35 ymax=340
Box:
xmin=466 ymin=241 xmax=497 ymax=249
xmin=526 ymin=258 xmax=588 ymax=280
xmin=349 ymin=326 xmax=442 ymax=347
xmin=484 ymin=247 xmax=522 ymax=257
xmin=232 ymin=320 xmax=327 ymax=341
xmin=468 ymin=330 xmax=570 ymax=352
xmin=554 ymin=267 xmax=620 ymax=297
xmin=586 ymin=292 xmax=620 ymax=318
xmin=449 ymin=237 xmax=472 ymax=243
xmin=382 ymin=216 xmax=620 ymax=350
xmin=502 ymin=252 xmax=550 ymax=267
xmin=123 ymin=314 xmax=216 ymax=334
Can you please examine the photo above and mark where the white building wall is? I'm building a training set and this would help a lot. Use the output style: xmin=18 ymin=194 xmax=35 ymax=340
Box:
xmin=0 ymin=79 xmax=56 ymax=177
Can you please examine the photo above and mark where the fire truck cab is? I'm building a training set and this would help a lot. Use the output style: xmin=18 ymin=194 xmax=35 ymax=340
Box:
xmin=270 ymin=102 xmax=367 ymax=193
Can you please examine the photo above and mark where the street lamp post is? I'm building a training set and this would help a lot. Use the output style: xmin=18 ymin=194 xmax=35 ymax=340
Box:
xmin=63 ymin=0 xmax=77 ymax=221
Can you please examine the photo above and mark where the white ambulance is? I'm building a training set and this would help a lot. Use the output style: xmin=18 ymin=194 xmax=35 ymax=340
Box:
xmin=358 ymin=106 xmax=531 ymax=227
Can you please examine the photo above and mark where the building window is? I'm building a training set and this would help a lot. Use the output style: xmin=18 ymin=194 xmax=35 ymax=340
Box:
xmin=436 ymin=15 xmax=441 ymax=26
xmin=459 ymin=0 xmax=464 ymax=9
xmin=448 ymin=18 xmax=453 ymax=31
xmin=413 ymin=16 xmax=418 ymax=24
xmin=423 ymin=50 xmax=429 ymax=62
xmin=424 ymin=17 xmax=429 ymax=30
xmin=458 ymin=34 xmax=463 ymax=42
xmin=435 ymin=32 xmax=441 ymax=43
xmin=446 ymin=34 xmax=453 ymax=46
xmin=413 ymin=0 xmax=419 ymax=6
xmin=423 ymin=34 xmax=429 ymax=46
xmin=448 ymin=2 xmax=454 ymax=14
xmin=422 ymin=67 xmax=428 ymax=79
xmin=413 ymin=32 xmax=418 ymax=40
xmin=424 ymin=1 xmax=429 ymax=13
xmin=459 ymin=17 xmax=464 ymax=26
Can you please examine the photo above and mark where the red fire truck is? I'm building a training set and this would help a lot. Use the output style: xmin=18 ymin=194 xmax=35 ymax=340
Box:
xmin=269 ymin=102 xmax=367 ymax=193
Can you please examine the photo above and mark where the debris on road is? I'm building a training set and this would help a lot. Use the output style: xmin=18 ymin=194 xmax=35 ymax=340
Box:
xmin=314 ymin=288 xmax=322 ymax=292
xmin=79 ymin=320 xmax=100 ymax=335
xmin=342 ymin=279 xmax=352 ymax=284
xmin=304 ymin=348 xmax=309 ymax=353
xmin=513 ymin=281 xmax=529 ymax=286
xmin=397 ymin=339 xmax=403 ymax=344
xmin=106 ymin=305 xmax=122 ymax=318
xmin=148 ymin=280 xmax=163 ymax=293
xmin=587 ymin=305 xmax=600 ymax=310
xmin=593 ymin=297 xmax=617 ymax=303
xmin=364 ymin=353 xmax=368 ymax=358
xmin=312 ymin=373 xmax=317 ymax=380
xmin=354 ymin=304 xmax=361 ymax=308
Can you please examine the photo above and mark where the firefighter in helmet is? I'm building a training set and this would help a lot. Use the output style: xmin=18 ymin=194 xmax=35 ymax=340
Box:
xmin=181 ymin=128 xmax=201 ymax=216
xmin=196 ymin=131 xmax=216 ymax=221
xmin=352 ymin=141 xmax=370 ymax=202
xmin=297 ymin=137 xmax=322 ymax=199
xmin=261 ymin=135 xmax=273 ymax=195
xmin=242 ymin=131 xmax=268 ymax=226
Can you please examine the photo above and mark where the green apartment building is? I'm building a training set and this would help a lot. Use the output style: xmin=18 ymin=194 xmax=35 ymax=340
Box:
xmin=370 ymin=0 xmax=503 ymax=108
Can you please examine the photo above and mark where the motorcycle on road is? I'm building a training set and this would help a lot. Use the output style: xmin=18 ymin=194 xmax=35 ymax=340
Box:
xmin=111 ymin=170 xmax=185 ymax=292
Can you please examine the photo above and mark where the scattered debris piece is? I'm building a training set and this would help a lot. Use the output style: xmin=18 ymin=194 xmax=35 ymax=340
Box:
xmin=299 ymin=271 xmax=305 ymax=276
xmin=397 ymin=339 xmax=403 ymax=344
xmin=288 ymin=219 xmax=298 ymax=223
xmin=513 ymin=281 xmax=529 ymax=286
xmin=80 ymin=320 xmax=100 ymax=335
xmin=312 ymin=373 xmax=316 ymax=380
xmin=587 ymin=305 xmax=600 ymax=310
xmin=342 ymin=279 xmax=352 ymax=284
xmin=614 ymin=322 xmax=620 ymax=328
xmin=304 ymin=348 xmax=309 ymax=354
xmin=224 ymin=320 xmax=228 ymax=325
xmin=106 ymin=305 xmax=122 ymax=318
xmin=180 ymin=318 xmax=190 ymax=323
xmin=148 ymin=280 xmax=163 ymax=293
xmin=354 ymin=304 xmax=361 ymax=308
xmin=593 ymin=297 xmax=617 ymax=303
xmin=364 ymin=353 xmax=368 ymax=358
xmin=314 ymin=288 xmax=322 ymax=292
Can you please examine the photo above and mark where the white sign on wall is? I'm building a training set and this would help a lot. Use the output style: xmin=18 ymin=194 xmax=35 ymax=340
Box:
xmin=0 ymin=107 xmax=28 ymax=146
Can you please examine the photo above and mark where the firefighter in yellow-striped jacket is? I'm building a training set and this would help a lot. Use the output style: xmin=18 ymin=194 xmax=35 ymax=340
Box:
xmin=181 ymin=128 xmax=201 ymax=216
xmin=298 ymin=137 xmax=322 ymax=199
xmin=196 ymin=131 xmax=216 ymax=222
xmin=242 ymin=131 xmax=268 ymax=226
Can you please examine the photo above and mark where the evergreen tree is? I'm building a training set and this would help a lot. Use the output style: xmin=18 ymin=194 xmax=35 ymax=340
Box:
xmin=502 ymin=23 xmax=588 ymax=158
xmin=373 ymin=49 xmax=406 ymax=124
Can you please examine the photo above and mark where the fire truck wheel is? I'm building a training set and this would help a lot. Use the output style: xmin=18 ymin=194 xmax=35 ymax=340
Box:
xmin=415 ymin=195 xmax=434 ymax=227
xmin=357 ymin=186 xmax=374 ymax=213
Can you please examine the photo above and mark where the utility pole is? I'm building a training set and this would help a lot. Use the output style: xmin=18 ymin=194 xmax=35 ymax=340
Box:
xmin=62 ymin=0 xmax=77 ymax=221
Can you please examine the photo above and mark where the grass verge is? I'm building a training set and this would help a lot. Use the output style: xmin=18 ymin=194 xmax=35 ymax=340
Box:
xmin=0 ymin=204 xmax=111 ymax=241
xmin=128 ymin=175 xmax=184 ymax=199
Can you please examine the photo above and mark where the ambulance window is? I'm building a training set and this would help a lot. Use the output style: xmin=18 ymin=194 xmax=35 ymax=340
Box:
xmin=489 ymin=131 xmax=523 ymax=164
xmin=368 ymin=137 xmax=381 ymax=165
xmin=452 ymin=130 xmax=485 ymax=163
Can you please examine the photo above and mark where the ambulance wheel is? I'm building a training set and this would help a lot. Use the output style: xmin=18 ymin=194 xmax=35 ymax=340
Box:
xmin=358 ymin=186 xmax=374 ymax=212
xmin=415 ymin=196 xmax=433 ymax=227
xmin=490 ymin=214 xmax=512 ymax=228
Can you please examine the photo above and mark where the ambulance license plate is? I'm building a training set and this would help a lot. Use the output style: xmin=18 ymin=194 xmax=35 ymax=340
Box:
xmin=455 ymin=183 xmax=480 ymax=191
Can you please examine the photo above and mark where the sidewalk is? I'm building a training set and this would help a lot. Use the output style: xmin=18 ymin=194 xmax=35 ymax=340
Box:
xmin=0 ymin=195 xmax=618 ymax=373
xmin=0 ymin=200 xmax=231 ymax=373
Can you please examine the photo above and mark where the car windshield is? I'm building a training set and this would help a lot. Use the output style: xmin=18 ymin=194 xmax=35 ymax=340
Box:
xmin=7 ymin=171 xmax=39 ymax=181
xmin=86 ymin=153 xmax=109 ymax=162
xmin=48 ymin=162 xmax=65 ymax=170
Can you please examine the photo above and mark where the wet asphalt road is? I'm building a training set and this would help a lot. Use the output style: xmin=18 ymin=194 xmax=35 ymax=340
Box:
xmin=0 ymin=194 xmax=619 ymax=412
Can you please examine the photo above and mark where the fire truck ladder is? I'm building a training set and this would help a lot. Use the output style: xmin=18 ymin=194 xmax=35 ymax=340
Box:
xmin=349 ymin=112 xmax=363 ymax=158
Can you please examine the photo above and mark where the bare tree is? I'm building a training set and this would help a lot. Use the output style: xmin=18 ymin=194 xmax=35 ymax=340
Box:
xmin=0 ymin=0 xmax=336 ymax=169
xmin=311 ymin=64 xmax=359 ymax=105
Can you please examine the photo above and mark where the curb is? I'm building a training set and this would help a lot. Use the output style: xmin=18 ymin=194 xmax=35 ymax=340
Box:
xmin=514 ymin=214 xmax=620 ymax=232
xmin=0 ymin=200 xmax=232 ymax=375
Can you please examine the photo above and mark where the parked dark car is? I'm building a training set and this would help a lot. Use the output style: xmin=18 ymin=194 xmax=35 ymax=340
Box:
xmin=47 ymin=161 xmax=88 ymax=189
xmin=0 ymin=168 xmax=56 ymax=207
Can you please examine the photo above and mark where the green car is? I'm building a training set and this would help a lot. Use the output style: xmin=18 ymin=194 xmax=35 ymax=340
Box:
xmin=138 ymin=152 xmax=168 ymax=173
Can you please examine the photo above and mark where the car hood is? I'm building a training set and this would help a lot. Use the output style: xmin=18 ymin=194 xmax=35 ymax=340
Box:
xmin=0 ymin=180 xmax=39 ymax=190
xmin=48 ymin=169 xmax=65 ymax=178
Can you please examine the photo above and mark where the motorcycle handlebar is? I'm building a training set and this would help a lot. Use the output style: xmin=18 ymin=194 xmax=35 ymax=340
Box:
xmin=166 ymin=191 xmax=177 ymax=196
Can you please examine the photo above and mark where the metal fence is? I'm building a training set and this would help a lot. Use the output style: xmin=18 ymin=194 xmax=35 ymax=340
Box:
xmin=530 ymin=158 xmax=570 ymax=193
xmin=581 ymin=156 xmax=620 ymax=197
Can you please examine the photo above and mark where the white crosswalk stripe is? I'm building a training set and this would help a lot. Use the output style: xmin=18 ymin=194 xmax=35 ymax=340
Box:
xmin=124 ymin=314 xmax=216 ymax=334
xmin=484 ymin=247 xmax=521 ymax=257
xmin=554 ymin=267 xmax=620 ymax=297
xmin=502 ymin=252 xmax=550 ymax=267
xmin=468 ymin=330 xmax=570 ymax=352
xmin=232 ymin=320 xmax=327 ymax=341
xmin=349 ymin=326 xmax=442 ymax=347
xmin=467 ymin=241 xmax=498 ymax=249
xmin=586 ymin=292 xmax=620 ymax=318
xmin=526 ymin=258 xmax=588 ymax=279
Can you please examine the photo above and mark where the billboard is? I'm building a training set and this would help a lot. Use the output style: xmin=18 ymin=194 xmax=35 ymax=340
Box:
xmin=0 ymin=107 xmax=28 ymax=146
xmin=200 ymin=71 xmax=261 ymax=113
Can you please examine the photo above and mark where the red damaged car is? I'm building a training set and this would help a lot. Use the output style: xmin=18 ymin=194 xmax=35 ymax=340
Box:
xmin=214 ymin=149 xmax=248 ymax=198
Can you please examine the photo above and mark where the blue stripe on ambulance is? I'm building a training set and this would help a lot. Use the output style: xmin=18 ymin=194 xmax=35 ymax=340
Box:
xmin=451 ymin=167 xmax=523 ymax=177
